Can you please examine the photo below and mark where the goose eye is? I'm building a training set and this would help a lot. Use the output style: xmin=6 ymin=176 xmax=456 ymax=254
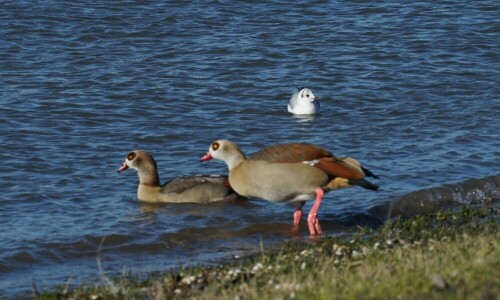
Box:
xmin=306 ymin=94 xmax=310 ymax=97
xmin=127 ymin=152 xmax=136 ymax=161
xmin=212 ymin=142 xmax=220 ymax=151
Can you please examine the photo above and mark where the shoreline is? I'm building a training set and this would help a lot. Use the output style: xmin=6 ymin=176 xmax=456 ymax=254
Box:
xmin=30 ymin=205 xmax=499 ymax=299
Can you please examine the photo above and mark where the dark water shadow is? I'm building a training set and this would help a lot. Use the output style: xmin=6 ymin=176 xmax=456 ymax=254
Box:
xmin=368 ymin=174 xmax=500 ymax=223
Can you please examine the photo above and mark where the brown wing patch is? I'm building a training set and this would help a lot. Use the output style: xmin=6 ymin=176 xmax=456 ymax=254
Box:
xmin=314 ymin=157 xmax=365 ymax=180
xmin=249 ymin=143 xmax=333 ymax=163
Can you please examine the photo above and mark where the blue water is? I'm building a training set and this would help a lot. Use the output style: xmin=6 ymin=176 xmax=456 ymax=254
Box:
xmin=1 ymin=1 xmax=499 ymax=297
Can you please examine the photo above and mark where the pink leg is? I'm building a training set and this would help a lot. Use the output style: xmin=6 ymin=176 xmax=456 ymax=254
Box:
xmin=291 ymin=207 xmax=302 ymax=234
xmin=307 ymin=188 xmax=324 ymax=235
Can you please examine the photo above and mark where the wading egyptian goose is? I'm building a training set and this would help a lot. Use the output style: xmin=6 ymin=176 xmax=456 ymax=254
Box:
xmin=201 ymin=141 xmax=379 ymax=235
xmin=119 ymin=150 xmax=238 ymax=203
xmin=287 ymin=87 xmax=320 ymax=115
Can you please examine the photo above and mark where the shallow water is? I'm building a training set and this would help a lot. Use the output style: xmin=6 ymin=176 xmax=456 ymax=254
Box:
xmin=1 ymin=0 xmax=499 ymax=297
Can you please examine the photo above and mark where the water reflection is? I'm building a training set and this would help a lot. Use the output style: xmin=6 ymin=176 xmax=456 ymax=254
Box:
xmin=137 ymin=196 xmax=251 ymax=216
xmin=291 ymin=114 xmax=318 ymax=123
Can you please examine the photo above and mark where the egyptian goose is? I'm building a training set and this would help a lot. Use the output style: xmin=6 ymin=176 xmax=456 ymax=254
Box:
xmin=201 ymin=141 xmax=378 ymax=235
xmin=119 ymin=150 xmax=238 ymax=203
xmin=287 ymin=87 xmax=320 ymax=115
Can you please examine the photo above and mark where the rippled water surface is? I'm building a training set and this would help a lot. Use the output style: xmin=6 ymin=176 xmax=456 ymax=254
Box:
xmin=1 ymin=1 xmax=499 ymax=296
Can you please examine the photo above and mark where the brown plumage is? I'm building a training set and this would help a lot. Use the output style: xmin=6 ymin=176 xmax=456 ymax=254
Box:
xmin=249 ymin=143 xmax=332 ymax=163
xmin=249 ymin=143 xmax=379 ymax=190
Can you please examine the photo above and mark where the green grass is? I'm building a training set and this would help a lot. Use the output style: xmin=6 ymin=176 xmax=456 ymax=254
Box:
xmin=35 ymin=206 xmax=499 ymax=299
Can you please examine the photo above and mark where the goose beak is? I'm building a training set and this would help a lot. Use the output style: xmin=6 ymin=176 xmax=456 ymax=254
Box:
xmin=118 ymin=161 xmax=129 ymax=173
xmin=200 ymin=152 xmax=213 ymax=162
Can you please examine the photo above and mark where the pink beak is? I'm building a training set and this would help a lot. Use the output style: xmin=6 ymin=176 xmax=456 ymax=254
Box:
xmin=312 ymin=96 xmax=320 ymax=102
xmin=118 ymin=161 xmax=129 ymax=173
xmin=200 ymin=152 xmax=212 ymax=162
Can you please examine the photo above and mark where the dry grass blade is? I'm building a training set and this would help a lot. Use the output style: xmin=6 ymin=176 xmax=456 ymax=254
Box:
xmin=97 ymin=236 xmax=120 ymax=295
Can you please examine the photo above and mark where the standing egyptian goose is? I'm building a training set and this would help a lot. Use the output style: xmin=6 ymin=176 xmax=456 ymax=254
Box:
xmin=119 ymin=150 xmax=238 ymax=203
xmin=201 ymin=140 xmax=378 ymax=235
xmin=287 ymin=87 xmax=320 ymax=115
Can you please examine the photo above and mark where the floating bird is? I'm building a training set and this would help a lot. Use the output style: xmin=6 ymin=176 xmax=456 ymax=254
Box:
xmin=201 ymin=140 xmax=379 ymax=235
xmin=287 ymin=87 xmax=320 ymax=115
xmin=119 ymin=150 xmax=239 ymax=203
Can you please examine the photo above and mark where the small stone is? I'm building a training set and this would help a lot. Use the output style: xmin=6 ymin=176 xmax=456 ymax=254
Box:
xmin=373 ymin=242 xmax=380 ymax=250
xmin=300 ymin=262 xmax=306 ymax=270
xmin=252 ymin=262 xmax=263 ymax=273
xmin=181 ymin=275 xmax=196 ymax=285
xmin=227 ymin=268 xmax=241 ymax=277
xmin=431 ymin=274 xmax=449 ymax=289
xmin=174 ymin=288 xmax=182 ymax=294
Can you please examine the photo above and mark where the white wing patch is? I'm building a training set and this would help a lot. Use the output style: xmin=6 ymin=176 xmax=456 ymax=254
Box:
xmin=302 ymin=159 xmax=319 ymax=166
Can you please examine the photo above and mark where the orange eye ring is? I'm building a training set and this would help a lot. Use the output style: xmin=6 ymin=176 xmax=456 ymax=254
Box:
xmin=127 ymin=152 xmax=136 ymax=161
xmin=212 ymin=142 xmax=220 ymax=151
